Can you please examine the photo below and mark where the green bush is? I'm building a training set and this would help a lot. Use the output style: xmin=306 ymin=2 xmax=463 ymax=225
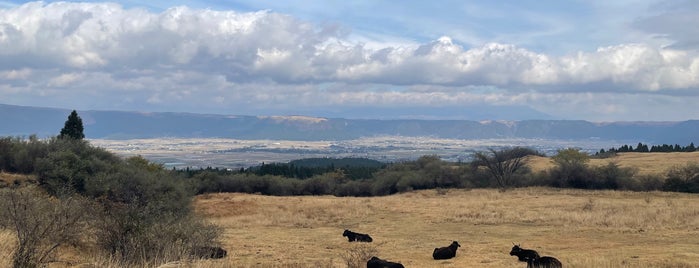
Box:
xmin=85 ymin=157 xmax=220 ymax=265
xmin=663 ymin=163 xmax=699 ymax=193
xmin=590 ymin=163 xmax=637 ymax=190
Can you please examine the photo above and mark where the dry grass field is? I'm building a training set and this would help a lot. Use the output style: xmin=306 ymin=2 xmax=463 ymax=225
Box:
xmin=189 ymin=188 xmax=699 ymax=268
xmin=0 ymin=172 xmax=35 ymax=187
xmin=2 ymin=152 xmax=699 ymax=268
xmin=526 ymin=151 xmax=699 ymax=176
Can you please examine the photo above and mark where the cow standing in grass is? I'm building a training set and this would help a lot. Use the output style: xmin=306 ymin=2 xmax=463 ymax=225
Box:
xmin=343 ymin=229 xmax=373 ymax=242
xmin=527 ymin=256 xmax=563 ymax=268
xmin=432 ymin=241 xmax=461 ymax=260
xmin=510 ymin=244 xmax=540 ymax=262
xmin=366 ymin=256 xmax=405 ymax=268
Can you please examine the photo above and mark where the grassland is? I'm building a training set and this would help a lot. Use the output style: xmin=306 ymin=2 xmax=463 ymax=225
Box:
xmin=190 ymin=188 xmax=699 ymax=268
xmin=526 ymin=151 xmax=699 ymax=176
xmin=2 ymin=152 xmax=699 ymax=267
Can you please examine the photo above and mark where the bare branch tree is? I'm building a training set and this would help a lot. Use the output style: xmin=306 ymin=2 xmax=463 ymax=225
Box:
xmin=473 ymin=147 xmax=537 ymax=190
xmin=0 ymin=186 xmax=88 ymax=268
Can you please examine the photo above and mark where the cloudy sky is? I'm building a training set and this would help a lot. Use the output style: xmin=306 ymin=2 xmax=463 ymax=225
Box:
xmin=1 ymin=1 xmax=698 ymax=121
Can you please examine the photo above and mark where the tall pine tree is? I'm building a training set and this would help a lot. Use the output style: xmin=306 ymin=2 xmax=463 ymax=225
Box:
xmin=59 ymin=110 xmax=85 ymax=139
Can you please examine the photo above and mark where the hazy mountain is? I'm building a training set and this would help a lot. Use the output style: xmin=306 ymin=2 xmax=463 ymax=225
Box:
xmin=1 ymin=103 xmax=697 ymax=144
xmin=262 ymin=104 xmax=555 ymax=120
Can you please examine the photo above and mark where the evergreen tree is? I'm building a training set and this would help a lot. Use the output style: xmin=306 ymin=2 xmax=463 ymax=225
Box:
xmin=59 ymin=110 xmax=85 ymax=140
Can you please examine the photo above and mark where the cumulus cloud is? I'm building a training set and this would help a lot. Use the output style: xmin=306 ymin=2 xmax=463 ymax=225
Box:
xmin=1 ymin=2 xmax=698 ymax=90
xmin=0 ymin=2 xmax=698 ymax=121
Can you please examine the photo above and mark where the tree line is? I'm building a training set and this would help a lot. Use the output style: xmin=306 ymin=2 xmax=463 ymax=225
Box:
xmin=596 ymin=142 xmax=697 ymax=156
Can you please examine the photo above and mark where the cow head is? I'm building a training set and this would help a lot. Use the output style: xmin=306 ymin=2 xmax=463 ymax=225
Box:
xmin=510 ymin=243 xmax=522 ymax=255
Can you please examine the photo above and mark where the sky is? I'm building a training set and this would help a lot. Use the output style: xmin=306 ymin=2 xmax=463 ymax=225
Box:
xmin=0 ymin=1 xmax=698 ymax=121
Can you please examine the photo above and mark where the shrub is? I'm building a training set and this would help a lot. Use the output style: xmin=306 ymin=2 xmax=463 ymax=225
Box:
xmin=371 ymin=172 xmax=401 ymax=196
xmin=35 ymin=138 xmax=120 ymax=195
xmin=342 ymin=243 xmax=377 ymax=268
xmin=86 ymin=160 xmax=220 ymax=265
xmin=663 ymin=163 xmax=699 ymax=193
xmin=0 ymin=186 xmax=89 ymax=268
xmin=590 ymin=162 xmax=637 ymax=190
xmin=629 ymin=175 xmax=664 ymax=191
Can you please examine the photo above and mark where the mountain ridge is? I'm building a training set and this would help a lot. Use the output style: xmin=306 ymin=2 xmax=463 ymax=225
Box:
xmin=1 ymin=103 xmax=697 ymax=144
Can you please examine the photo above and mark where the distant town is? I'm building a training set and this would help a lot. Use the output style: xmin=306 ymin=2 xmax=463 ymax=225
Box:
xmin=90 ymin=136 xmax=622 ymax=170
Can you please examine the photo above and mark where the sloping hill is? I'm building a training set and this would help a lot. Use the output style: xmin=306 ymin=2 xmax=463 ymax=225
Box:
xmin=526 ymin=152 xmax=699 ymax=176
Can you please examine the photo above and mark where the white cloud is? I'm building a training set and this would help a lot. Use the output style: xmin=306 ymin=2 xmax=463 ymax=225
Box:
xmin=1 ymin=2 xmax=698 ymax=91
xmin=0 ymin=68 xmax=30 ymax=79
xmin=1 ymin=2 xmax=699 ymax=121
xmin=48 ymin=72 xmax=83 ymax=87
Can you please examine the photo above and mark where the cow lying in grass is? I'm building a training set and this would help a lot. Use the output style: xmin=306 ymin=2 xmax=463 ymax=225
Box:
xmin=366 ymin=256 xmax=405 ymax=268
xmin=432 ymin=241 xmax=461 ymax=260
xmin=343 ymin=229 xmax=373 ymax=242
xmin=510 ymin=244 xmax=539 ymax=262
xmin=192 ymin=246 xmax=227 ymax=259
xmin=526 ymin=256 xmax=563 ymax=268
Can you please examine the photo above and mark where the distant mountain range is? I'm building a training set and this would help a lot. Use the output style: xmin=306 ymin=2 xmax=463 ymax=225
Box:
xmin=1 ymin=103 xmax=697 ymax=144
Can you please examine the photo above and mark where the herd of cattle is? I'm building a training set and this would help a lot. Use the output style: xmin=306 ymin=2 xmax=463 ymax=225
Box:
xmin=344 ymin=229 xmax=563 ymax=268
xmin=196 ymin=229 xmax=562 ymax=267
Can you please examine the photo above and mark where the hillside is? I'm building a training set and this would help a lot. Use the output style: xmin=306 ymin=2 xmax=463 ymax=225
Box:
xmin=526 ymin=152 xmax=699 ymax=176
xmin=2 ymin=103 xmax=698 ymax=144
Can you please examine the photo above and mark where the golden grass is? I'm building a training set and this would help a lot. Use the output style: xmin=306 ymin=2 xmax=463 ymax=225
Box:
xmin=188 ymin=188 xmax=699 ymax=268
xmin=0 ymin=172 xmax=36 ymax=187
xmin=526 ymin=152 xmax=699 ymax=176
xmin=0 ymin=230 xmax=15 ymax=268
xmin=2 ymin=188 xmax=699 ymax=267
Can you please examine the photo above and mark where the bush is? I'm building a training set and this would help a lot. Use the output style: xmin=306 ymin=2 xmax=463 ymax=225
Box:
xmin=0 ymin=186 xmax=89 ymax=268
xmin=342 ymin=243 xmax=377 ymax=268
xmin=590 ymin=162 xmax=637 ymax=190
xmin=93 ymin=205 xmax=221 ymax=266
xmin=371 ymin=172 xmax=401 ymax=196
xmin=334 ymin=180 xmax=373 ymax=197
xmin=35 ymin=138 xmax=120 ymax=195
xmin=619 ymin=175 xmax=664 ymax=191
xmin=85 ymin=157 xmax=220 ymax=265
xmin=663 ymin=163 xmax=699 ymax=193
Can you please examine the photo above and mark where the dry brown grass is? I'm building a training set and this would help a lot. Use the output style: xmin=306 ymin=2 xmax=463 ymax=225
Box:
xmin=2 ymin=188 xmax=699 ymax=267
xmin=185 ymin=188 xmax=699 ymax=268
xmin=526 ymin=152 xmax=699 ymax=176
xmin=0 ymin=230 xmax=15 ymax=267
xmin=0 ymin=172 xmax=36 ymax=187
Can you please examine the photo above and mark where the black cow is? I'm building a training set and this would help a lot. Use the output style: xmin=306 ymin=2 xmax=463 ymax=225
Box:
xmin=343 ymin=229 xmax=373 ymax=242
xmin=527 ymin=256 xmax=563 ymax=268
xmin=510 ymin=244 xmax=540 ymax=262
xmin=432 ymin=241 xmax=461 ymax=260
xmin=366 ymin=256 xmax=405 ymax=268
xmin=193 ymin=246 xmax=227 ymax=259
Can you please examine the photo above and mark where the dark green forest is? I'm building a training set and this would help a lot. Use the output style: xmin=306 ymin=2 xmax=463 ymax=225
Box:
xmin=595 ymin=142 xmax=697 ymax=157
